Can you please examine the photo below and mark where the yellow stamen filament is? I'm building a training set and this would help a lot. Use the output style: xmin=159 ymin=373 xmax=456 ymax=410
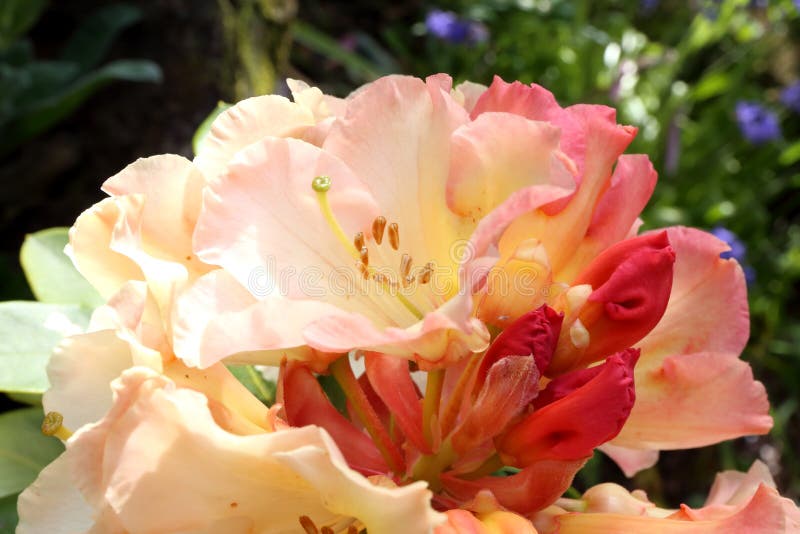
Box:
xmin=359 ymin=246 xmax=369 ymax=267
xmin=312 ymin=176 xmax=358 ymax=259
xmin=400 ymin=253 xmax=412 ymax=278
xmin=41 ymin=411 xmax=72 ymax=441
xmin=372 ymin=216 xmax=386 ymax=244
xmin=388 ymin=222 xmax=400 ymax=250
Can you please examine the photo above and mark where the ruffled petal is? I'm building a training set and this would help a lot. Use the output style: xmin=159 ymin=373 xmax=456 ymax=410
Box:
xmin=68 ymin=198 xmax=143 ymax=299
xmin=447 ymin=112 xmax=575 ymax=220
xmin=193 ymin=94 xmax=315 ymax=180
xmin=69 ymin=368 xmax=442 ymax=533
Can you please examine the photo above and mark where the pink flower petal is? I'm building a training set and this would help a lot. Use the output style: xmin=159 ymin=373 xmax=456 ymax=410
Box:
xmin=447 ymin=112 xmax=575 ymax=219
xmin=612 ymin=351 xmax=772 ymax=449
xmin=636 ymin=227 xmax=750 ymax=369
xmin=193 ymin=95 xmax=315 ymax=180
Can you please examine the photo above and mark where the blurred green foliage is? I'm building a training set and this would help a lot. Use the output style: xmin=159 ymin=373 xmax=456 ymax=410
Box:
xmin=292 ymin=0 xmax=800 ymax=500
xmin=0 ymin=2 xmax=162 ymax=156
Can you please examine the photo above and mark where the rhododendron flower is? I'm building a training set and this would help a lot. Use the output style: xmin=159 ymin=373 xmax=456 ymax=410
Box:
xmin=28 ymin=72 xmax=785 ymax=531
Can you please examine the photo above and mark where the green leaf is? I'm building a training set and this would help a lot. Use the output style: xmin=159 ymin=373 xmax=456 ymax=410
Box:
xmin=0 ymin=301 xmax=90 ymax=394
xmin=0 ymin=59 xmax=162 ymax=155
xmin=20 ymin=227 xmax=103 ymax=308
xmin=60 ymin=4 xmax=142 ymax=72
xmin=5 ymin=392 xmax=41 ymax=406
xmin=0 ymin=0 xmax=48 ymax=50
xmin=227 ymin=365 xmax=276 ymax=405
xmin=0 ymin=493 xmax=19 ymax=534
xmin=0 ymin=407 xmax=64 ymax=498
xmin=192 ymin=101 xmax=232 ymax=156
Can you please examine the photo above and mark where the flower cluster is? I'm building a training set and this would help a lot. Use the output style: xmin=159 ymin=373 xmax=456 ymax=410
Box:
xmin=17 ymin=75 xmax=799 ymax=533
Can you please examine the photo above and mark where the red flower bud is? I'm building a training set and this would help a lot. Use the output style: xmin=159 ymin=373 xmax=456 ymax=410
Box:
xmin=552 ymin=232 xmax=674 ymax=374
xmin=496 ymin=348 xmax=639 ymax=466
xmin=475 ymin=305 xmax=563 ymax=390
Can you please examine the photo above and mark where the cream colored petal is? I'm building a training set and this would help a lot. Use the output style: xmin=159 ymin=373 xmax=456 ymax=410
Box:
xmin=44 ymin=330 xmax=139 ymax=430
xmin=69 ymin=368 xmax=440 ymax=533
xmin=16 ymin=451 xmax=95 ymax=534
xmin=69 ymin=198 xmax=143 ymax=299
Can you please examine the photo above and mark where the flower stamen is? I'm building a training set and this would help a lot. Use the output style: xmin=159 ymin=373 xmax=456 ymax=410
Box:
xmin=400 ymin=254 xmax=412 ymax=278
xmin=388 ymin=222 xmax=400 ymax=250
xmin=372 ymin=216 xmax=386 ymax=244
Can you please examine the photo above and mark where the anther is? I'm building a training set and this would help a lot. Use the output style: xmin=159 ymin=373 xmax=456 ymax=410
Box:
xmin=348 ymin=526 xmax=359 ymax=534
xmin=400 ymin=254 xmax=412 ymax=278
xmin=354 ymin=232 xmax=365 ymax=251
xmin=388 ymin=222 xmax=400 ymax=250
xmin=359 ymin=247 xmax=369 ymax=267
xmin=403 ymin=274 xmax=415 ymax=288
xmin=373 ymin=273 xmax=389 ymax=285
xmin=419 ymin=262 xmax=433 ymax=284
xmin=372 ymin=216 xmax=386 ymax=244
xmin=321 ymin=528 xmax=334 ymax=534
xmin=299 ymin=515 xmax=318 ymax=534
xmin=311 ymin=175 xmax=332 ymax=192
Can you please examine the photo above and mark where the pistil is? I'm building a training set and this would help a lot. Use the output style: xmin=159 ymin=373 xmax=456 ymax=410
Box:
xmin=41 ymin=411 xmax=72 ymax=441
xmin=312 ymin=175 xmax=358 ymax=259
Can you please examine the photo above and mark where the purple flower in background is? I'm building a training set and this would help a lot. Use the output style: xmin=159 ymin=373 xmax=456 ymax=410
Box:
xmin=425 ymin=9 xmax=488 ymax=44
xmin=640 ymin=0 xmax=660 ymax=13
xmin=780 ymin=81 xmax=800 ymax=114
xmin=711 ymin=226 xmax=755 ymax=283
xmin=735 ymin=101 xmax=781 ymax=144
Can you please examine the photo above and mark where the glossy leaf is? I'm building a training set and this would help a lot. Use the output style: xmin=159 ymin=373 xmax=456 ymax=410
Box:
xmin=20 ymin=227 xmax=103 ymax=308
xmin=0 ymin=301 xmax=89 ymax=394
xmin=60 ymin=4 xmax=142 ymax=72
xmin=0 ymin=407 xmax=64 ymax=498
